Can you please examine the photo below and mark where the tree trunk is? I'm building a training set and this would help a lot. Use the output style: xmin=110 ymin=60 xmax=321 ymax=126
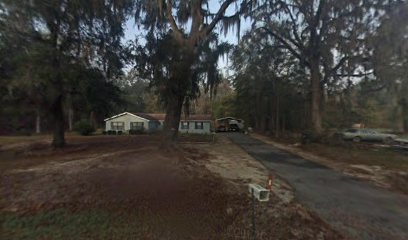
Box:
xmin=51 ymin=95 xmax=65 ymax=148
xmin=403 ymin=99 xmax=408 ymax=133
xmin=162 ymin=94 xmax=185 ymax=147
xmin=310 ymin=60 xmax=323 ymax=135
xmin=35 ymin=109 xmax=41 ymax=134
xmin=268 ymin=98 xmax=275 ymax=133
xmin=275 ymin=93 xmax=280 ymax=137
xmin=68 ymin=108 xmax=74 ymax=131
xmin=395 ymin=104 xmax=404 ymax=132
xmin=160 ymin=44 xmax=196 ymax=147
xmin=89 ymin=111 xmax=97 ymax=128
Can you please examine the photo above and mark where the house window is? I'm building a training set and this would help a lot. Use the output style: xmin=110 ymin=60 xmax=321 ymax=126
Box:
xmin=180 ymin=121 xmax=189 ymax=130
xmin=195 ymin=122 xmax=204 ymax=130
xmin=111 ymin=122 xmax=124 ymax=131
xmin=130 ymin=122 xmax=144 ymax=130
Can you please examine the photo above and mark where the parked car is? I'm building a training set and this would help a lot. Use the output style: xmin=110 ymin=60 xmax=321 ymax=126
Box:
xmin=394 ymin=138 xmax=408 ymax=149
xmin=215 ymin=117 xmax=244 ymax=132
xmin=341 ymin=129 xmax=397 ymax=143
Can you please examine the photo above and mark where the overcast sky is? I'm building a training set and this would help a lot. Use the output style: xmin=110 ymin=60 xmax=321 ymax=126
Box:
xmin=122 ymin=1 xmax=252 ymax=75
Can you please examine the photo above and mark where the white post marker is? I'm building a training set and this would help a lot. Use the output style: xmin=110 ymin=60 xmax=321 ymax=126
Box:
xmin=248 ymin=183 xmax=270 ymax=202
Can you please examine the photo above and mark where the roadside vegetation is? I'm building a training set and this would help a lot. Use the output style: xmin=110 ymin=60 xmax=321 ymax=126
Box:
xmin=253 ymin=133 xmax=408 ymax=195
xmin=301 ymin=143 xmax=408 ymax=172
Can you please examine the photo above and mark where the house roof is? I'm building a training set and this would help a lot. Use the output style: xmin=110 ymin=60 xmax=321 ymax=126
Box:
xmin=103 ymin=112 xmax=147 ymax=121
xmin=105 ymin=112 xmax=213 ymax=122
xmin=140 ymin=113 xmax=213 ymax=121
xmin=134 ymin=113 xmax=165 ymax=121
xmin=180 ymin=114 xmax=213 ymax=121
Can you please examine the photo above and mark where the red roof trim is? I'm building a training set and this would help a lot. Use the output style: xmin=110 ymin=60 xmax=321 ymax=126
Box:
xmin=133 ymin=113 xmax=212 ymax=121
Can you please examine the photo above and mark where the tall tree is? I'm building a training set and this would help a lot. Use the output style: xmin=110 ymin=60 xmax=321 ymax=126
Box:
xmin=133 ymin=0 xmax=256 ymax=145
xmin=252 ymin=0 xmax=389 ymax=135
xmin=0 ymin=0 xmax=131 ymax=147
xmin=371 ymin=0 xmax=408 ymax=132
xmin=232 ymin=31 xmax=307 ymax=134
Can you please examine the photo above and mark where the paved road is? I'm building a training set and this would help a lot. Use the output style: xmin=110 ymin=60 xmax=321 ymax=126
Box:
xmin=227 ymin=133 xmax=408 ymax=240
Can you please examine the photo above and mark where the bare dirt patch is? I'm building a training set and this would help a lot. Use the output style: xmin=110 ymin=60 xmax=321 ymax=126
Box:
xmin=1 ymin=135 xmax=342 ymax=239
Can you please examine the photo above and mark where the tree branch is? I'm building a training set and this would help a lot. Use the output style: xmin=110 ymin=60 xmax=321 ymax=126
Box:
xmin=335 ymin=71 xmax=374 ymax=77
xmin=331 ymin=56 xmax=349 ymax=74
xmin=259 ymin=26 xmax=309 ymax=67
xmin=165 ymin=0 xmax=184 ymax=43
xmin=204 ymin=0 xmax=237 ymax=35
xmin=314 ymin=0 xmax=325 ymax=27
xmin=277 ymin=0 xmax=305 ymax=51
xmin=316 ymin=0 xmax=332 ymax=45
xmin=190 ymin=0 xmax=205 ymax=34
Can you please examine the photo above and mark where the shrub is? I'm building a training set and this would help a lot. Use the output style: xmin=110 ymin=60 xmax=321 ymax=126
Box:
xmin=300 ymin=131 xmax=323 ymax=144
xmin=74 ymin=121 xmax=95 ymax=136
xmin=16 ymin=128 xmax=32 ymax=136
xmin=129 ymin=129 xmax=145 ymax=135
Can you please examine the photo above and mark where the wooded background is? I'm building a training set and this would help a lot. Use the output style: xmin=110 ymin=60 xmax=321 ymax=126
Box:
xmin=0 ymin=0 xmax=407 ymax=147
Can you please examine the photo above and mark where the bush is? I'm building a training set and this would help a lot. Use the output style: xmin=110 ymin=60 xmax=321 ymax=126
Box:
xmin=74 ymin=121 xmax=95 ymax=136
xmin=129 ymin=129 xmax=145 ymax=135
xmin=16 ymin=128 xmax=32 ymax=136
xmin=300 ymin=131 xmax=324 ymax=144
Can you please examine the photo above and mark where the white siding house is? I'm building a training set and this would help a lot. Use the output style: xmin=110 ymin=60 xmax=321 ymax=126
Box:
xmin=105 ymin=112 xmax=150 ymax=132
xmin=104 ymin=112 xmax=213 ymax=134
xmin=178 ymin=120 xmax=211 ymax=134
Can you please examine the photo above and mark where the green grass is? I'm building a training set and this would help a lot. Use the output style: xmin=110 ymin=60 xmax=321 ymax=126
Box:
xmin=1 ymin=209 xmax=148 ymax=240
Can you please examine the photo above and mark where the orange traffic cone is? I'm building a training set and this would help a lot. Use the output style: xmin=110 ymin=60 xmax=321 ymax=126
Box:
xmin=267 ymin=175 xmax=273 ymax=190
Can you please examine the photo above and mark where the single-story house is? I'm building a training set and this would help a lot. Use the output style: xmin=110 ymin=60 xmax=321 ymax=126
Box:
xmin=104 ymin=112 xmax=213 ymax=134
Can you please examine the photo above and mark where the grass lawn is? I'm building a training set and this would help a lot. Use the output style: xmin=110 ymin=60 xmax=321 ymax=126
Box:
xmin=1 ymin=209 xmax=144 ymax=240
xmin=301 ymin=143 xmax=408 ymax=194
xmin=0 ymin=132 xmax=216 ymax=147
xmin=301 ymin=143 xmax=408 ymax=171
xmin=0 ymin=135 xmax=52 ymax=145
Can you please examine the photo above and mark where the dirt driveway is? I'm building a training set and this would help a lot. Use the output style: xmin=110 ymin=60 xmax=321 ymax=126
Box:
xmin=1 ymin=135 xmax=341 ymax=239
xmin=226 ymin=132 xmax=408 ymax=240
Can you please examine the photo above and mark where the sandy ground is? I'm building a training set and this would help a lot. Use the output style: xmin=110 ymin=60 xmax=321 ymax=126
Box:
xmin=0 ymin=135 xmax=342 ymax=239
xmin=189 ymin=136 xmax=295 ymax=204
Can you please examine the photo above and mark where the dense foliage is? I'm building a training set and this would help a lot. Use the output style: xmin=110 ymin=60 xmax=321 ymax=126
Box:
xmin=74 ymin=120 xmax=95 ymax=136
xmin=0 ymin=0 xmax=132 ymax=146
xmin=227 ymin=0 xmax=408 ymax=136
xmin=0 ymin=0 xmax=407 ymax=146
